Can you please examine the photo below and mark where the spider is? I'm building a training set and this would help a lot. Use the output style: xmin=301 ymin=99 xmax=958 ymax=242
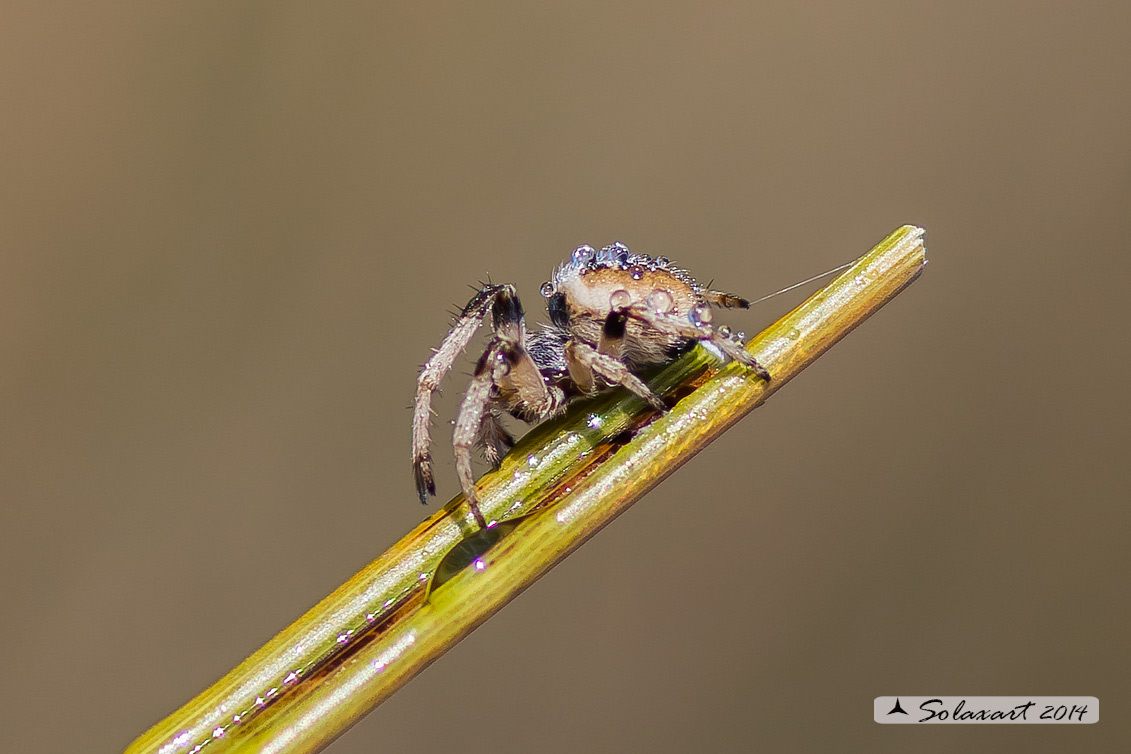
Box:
xmin=412 ymin=242 xmax=771 ymax=529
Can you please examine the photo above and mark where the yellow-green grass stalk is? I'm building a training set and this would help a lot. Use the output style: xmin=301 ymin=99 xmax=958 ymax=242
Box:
xmin=126 ymin=225 xmax=926 ymax=754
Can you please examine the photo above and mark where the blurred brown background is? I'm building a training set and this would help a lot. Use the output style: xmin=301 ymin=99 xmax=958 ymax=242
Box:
xmin=2 ymin=2 xmax=1128 ymax=752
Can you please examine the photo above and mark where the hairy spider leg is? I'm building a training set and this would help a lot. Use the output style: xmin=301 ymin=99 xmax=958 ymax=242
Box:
xmin=623 ymin=305 xmax=772 ymax=381
xmin=450 ymin=291 xmax=563 ymax=528
xmin=413 ymin=284 xmax=512 ymax=503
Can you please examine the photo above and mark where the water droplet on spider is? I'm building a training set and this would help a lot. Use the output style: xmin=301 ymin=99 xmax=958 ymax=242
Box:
xmin=655 ymin=256 xmax=670 ymax=266
xmin=540 ymin=281 xmax=554 ymax=297
xmin=689 ymin=303 xmax=713 ymax=326
xmin=526 ymin=453 xmax=538 ymax=467
xmin=646 ymin=289 xmax=674 ymax=313
xmin=629 ymin=265 xmax=645 ymax=280
xmin=572 ymin=244 xmax=596 ymax=264
xmin=609 ymin=289 xmax=632 ymax=310
xmin=587 ymin=414 xmax=602 ymax=429
xmin=735 ymin=330 xmax=746 ymax=341
xmin=718 ymin=325 xmax=732 ymax=338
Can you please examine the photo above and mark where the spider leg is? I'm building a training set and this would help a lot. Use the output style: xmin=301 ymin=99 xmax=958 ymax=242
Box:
xmin=565 ymin=336 xmax=666 ymax=410
xmin=484 ymin=285 xmax=567 ymax=421
xmin=702 ymin=289 xmax=750 ymax=309
xmin=451 ymin=288 xmax=566 ymax=529
xmin=564 ymin=341 xmax=595 ymax=394
xmin=625 ymin=306 xmax=771 ymax=381
xmin=478 ymin=412 xmax=515 ymax=468
xmin=453 ymin=345 xmax=511 ymax=528
xmin=413 ymin=284 xmax=513 ymax=503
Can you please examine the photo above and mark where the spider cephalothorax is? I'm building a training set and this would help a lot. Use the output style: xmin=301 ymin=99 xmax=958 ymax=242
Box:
xmin=412 ymin=242 xmax=770 ymax=528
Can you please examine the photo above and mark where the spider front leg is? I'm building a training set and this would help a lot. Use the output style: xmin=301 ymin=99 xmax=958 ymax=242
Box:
xmin=626 ymin=304 xmax=772 ymax=381
xmin=564 ymin=312 xmax=666 ymax=410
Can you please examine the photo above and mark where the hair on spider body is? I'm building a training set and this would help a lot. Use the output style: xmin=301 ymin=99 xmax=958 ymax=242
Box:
xmin=412 ymin=242 xmax=770 ymax=529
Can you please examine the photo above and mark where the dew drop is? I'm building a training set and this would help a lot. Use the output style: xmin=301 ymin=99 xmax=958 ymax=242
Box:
xmin=540 ymin=281 xmax=554 ymax=297
xmin=718 ymin=325 xmax=732 ymax=338
xmin=610 ymin=289 xmax=632 ymax=310
xmin=689 ymin=303 xmax=713 ymax=326
xmin=647 ymin=289 xmax=674 ymax=313
xmin=629 ymin=265 xmax=645 ymax=280
xmin=572 ymin=244 xmax=596 ymax=264
xmin=604 ymin=242 xmax=630 ymax=266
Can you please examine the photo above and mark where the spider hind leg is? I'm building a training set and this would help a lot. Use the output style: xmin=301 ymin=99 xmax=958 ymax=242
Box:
xmin=413 ymin=284 xmax=515 ymax=504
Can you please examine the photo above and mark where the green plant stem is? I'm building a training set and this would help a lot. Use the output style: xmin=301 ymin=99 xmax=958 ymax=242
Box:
xmin=124 ymin=225 xmax=926 ymax=754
